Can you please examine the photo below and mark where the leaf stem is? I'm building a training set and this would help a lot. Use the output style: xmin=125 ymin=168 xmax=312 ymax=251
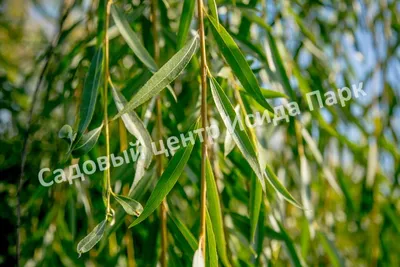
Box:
xmin=197 ymin=0 xmax=208 ymax=255
xmin=150 ymin=0 xmax=167 ymax=265
xmin=104 ymin=0 xmax=113 ymax=217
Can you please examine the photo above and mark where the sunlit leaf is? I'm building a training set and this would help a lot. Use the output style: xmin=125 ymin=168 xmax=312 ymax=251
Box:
xmin=207 ymin=15 xmax=273 ymax=112
xmin=206 ymin=211 xmax=218 ymax=267
xmin=177 ymin=0 xmax=196 ymax=49
xmin=114 ymin=36 xmax=199 ymax=119
xmin=264 ymin=164 xmax=301 ymax=207
xmin=111 ymin=82 xmax=153 ymax=186
xmin=210 ymin=76 xmax=265 ymax=190
xmin=129 ymin=122 xmax=198 ymax=227
xmin=111 ymin=5 xmax=158 ymax=72
xmin=205 ymin=158 xmax=230 ymax=266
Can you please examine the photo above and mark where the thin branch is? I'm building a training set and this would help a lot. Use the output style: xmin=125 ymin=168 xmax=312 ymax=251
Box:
xmin=104 ymin=0 xmax=113 ymax=217
xmin=197 ymin=0 xmax=208 ymax=255
xmin=150 ymin=0 xmax=168 ymax=265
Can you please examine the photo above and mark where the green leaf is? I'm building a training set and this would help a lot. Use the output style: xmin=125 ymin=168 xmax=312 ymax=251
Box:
xmin=207 ymin=16 xmax=273 ymax=112
xmin=210 ymin=76 xmax=265 ymax=190
xmin=276 ymin=220 xmax=305 ymax=267
xmin=208 ymin=0 xmax=219 ymax=27
xmin=224 ymin=129 xmax=235 ymax=157
xmin=111 ymin=5 xmax=158 ymax=72
xmin=317 ymin=231 xmax=344 ymax=267
xmin=168 ymin=212 xmax=198 ymax=254
xmin=205 ymin=158 xmax=230 ymax=266
xmin=129 ymin=122 xmax=198 ymax=227
xmin=206 ymin=211 xmax=218 ymax=267
xmin=264 ymin=164 xmax=301 ymax=207
xmin=264 ymin=31 xmax=296 ymax=100
xmin=77 ymin=219 xmax=107 ymax=257
xmin=111 ymin=82 xmax=153 ymax=186
xmin=240 ymin=11 xmax=297 ymax=99
xmin=114 ymin=36 xmax=199 ymax=119
xmin=260 ymin=89 xmax=288 ymax=99
xmin=75 ymin=49 xmax=103 ymax=144
xmin=58 ymin=124 xmax=74 ymax=144
xmin=249 ymin=173 xmax=262 ymax=242
xmin=113 ymin=194 xmax=143 ymax=216
xmin=383 ymin=204 xmax=400 ymax=233
xmin=177 ymin=0 xmax=196 ymax=49
xmin=301 ymin=127 xmax=342 ymax=194
xmin=72 ymin=124 xmax=103 ymax=157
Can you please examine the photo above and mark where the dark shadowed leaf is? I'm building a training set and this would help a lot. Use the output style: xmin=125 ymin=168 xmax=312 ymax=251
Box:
xmin=75 ymin=49 xmax=103 ymax=144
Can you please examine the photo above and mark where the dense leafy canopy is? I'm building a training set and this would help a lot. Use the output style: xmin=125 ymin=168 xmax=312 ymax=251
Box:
xmin=1 ymin=0 xmax=399 ymax=266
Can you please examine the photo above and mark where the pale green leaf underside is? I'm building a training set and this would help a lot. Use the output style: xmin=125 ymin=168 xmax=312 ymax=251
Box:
xmin=113 ymin=194 xmax=143 ymax=216
xmin=77 ymin=219 xmax=107 ymax=256
xmin=210 ymin=76 xmax=265 ymax=191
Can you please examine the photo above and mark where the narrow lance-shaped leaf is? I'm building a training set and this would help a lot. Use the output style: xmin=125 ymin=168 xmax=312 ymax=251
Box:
xmin=210 ymin=76 xmax=265 ymax=191
xmin=75 ymin=49 xmax=103 ymax=145
xmin=113 ymin=194 xmax=143 ymax=216
xmin=168 ymin=212 xmax=198 ymax=254
xmin=77 ymin=219 xmax=107 ymax=257
xmin=208 ymin=0 xmax=219 ymax=27
xmin=224 ymin=105 xmax=240 ymax=157
xmin=317 ymin=231 xmax=344 ymax=267
xmin=207 ymin=15 xmax=273 ymax=112
xmin=264 ymin=164 xmax=301 ymax=207
xmin=177 ymin=0 xmax=196 ymax=49
xmin=72 ymin=124 xmax=103 ymax=157
xmin=276 ymin=220 xmax=306 ymax=267
xmin=129 ymin=122 xmax=198 ymax=227
xmin=111 ymin=5 xmax=158 ymax=72
xmin=205 ymin=158 xmax=231 ymax=266
xmin=249 ymin=172 xmax=262 ymax=242
xmin=301 ymin=127 xmax=342 ymax=194
xmin=111 ymin=5 xmax=178 ymax=100
xmin=206 ymin=211 xmax=218 ymax=267
xmin=241 ymin=11 xmax=297 ymax=99
xmin=111 ymin=83 xmax=153 ymax=187
xmin=114 ymin=36 xmax=199 ymax=119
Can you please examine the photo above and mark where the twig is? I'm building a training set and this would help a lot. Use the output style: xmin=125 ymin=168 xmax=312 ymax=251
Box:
xmin=197 ymin=0 xmax=208 ymax=255
xmin=104 ymin=0 xmax=113 ymax=217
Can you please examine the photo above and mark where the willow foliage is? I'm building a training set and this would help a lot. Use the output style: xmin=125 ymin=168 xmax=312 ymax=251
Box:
xmin=2 ymin=0 xmax=400 ymax=266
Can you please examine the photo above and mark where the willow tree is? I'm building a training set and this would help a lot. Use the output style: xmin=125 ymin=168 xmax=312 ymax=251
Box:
xmin=3 ymin=0 xmax=399 ymax=266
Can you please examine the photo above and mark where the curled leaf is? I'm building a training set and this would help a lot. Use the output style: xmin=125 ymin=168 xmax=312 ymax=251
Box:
xmin=58 ymin=124 xmax=74 ymax=144
xmin=113 ymin=194 xmax=143 ymax=216
xmin=72 ymin=124 xmax=103 ymax=157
